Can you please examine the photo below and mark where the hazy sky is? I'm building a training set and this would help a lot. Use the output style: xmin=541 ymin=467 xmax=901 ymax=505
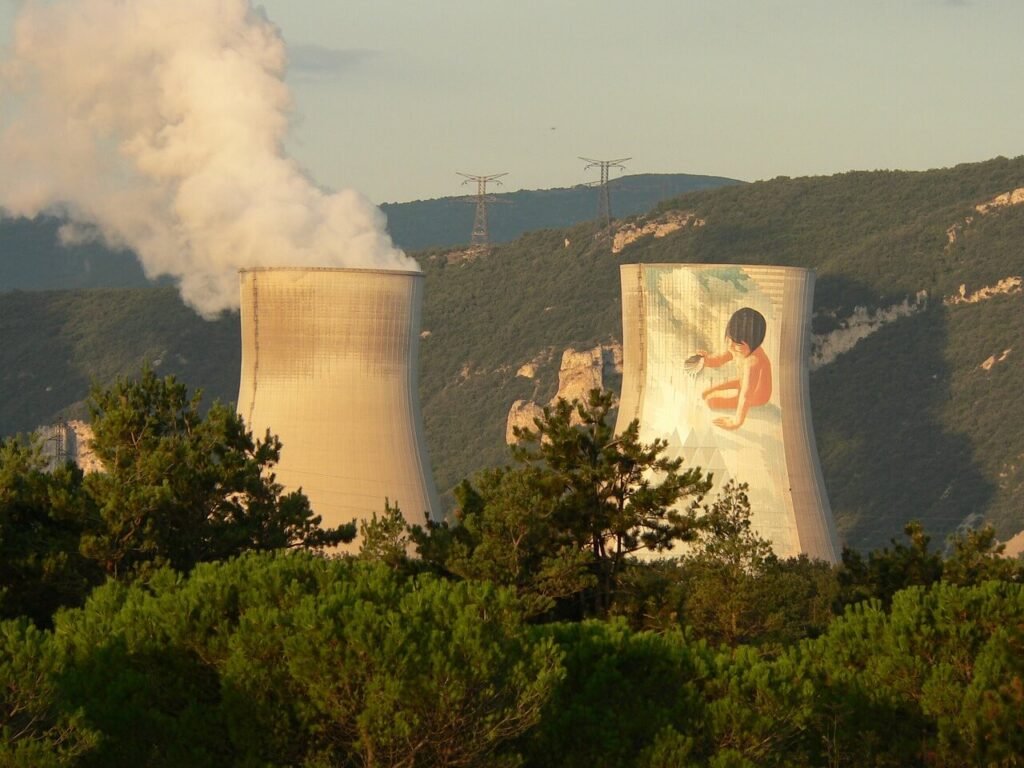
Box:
xmin=3 ymin=0 xmax=1023 ymax=204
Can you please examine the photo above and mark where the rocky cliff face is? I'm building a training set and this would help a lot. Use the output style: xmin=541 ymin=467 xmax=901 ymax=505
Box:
xmin=505 ymin=344 xmax=622 ymax=443
xmin=509 ymin=273 xmax=1022 ymax=437
xmin=974 ymin=187 xmax=1024 ymax=215
xmin=946 ymin=187 xmax=1024 ymax=246
xmin=611 ymin=211 xmax=705 ymax=254
xmin=37 ymin=419 xmax=102 ymax=474
xmin=945 ymin=276 xmax=1022 ymax=305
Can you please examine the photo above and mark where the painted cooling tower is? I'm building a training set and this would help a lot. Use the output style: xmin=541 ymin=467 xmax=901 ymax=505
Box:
xmin=615 ymin=263 xmax=840 ymax=563
xmin=237 ymin=267 xmax=441 ymax=548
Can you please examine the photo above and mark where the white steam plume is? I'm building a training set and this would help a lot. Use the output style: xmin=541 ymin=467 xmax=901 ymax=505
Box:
xmin=0 ymin=0 xmax=415 ymax=317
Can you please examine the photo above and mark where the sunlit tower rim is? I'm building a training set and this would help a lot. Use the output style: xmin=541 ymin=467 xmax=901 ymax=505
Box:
xmin=579 ymin=156 xmax=630 ymax=236
xmin=457 ymin=172 xmax=507 ymax=252
xmin=236 ymin=266 xmax=442 ymax=551
xmin=615 ymin=262 xmax=841 ymax=563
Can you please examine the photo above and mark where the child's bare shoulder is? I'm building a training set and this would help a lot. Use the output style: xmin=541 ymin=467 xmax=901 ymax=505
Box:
xmin=745 ymin=349 xmax=769 ymax=370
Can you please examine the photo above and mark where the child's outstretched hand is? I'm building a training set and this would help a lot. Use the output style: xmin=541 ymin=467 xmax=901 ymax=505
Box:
xmin=713 ymin=416 xmax=741 ymax=430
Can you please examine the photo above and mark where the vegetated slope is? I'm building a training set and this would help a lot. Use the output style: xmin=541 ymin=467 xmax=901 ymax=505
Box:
xmin=0 ymin=287 xmax=239 ymax=433
xmin=418 ymin=156 xmax=1024 ymax=551
xmin=380 ymin=172 xmax=742 ymax=251
xmin=0 ymin=174 xmax=740 ymax=292
xmin=2 ymin=157 xmax=1022 ymax=551
xmin=0 ymin=215 xmax=153 ymax=291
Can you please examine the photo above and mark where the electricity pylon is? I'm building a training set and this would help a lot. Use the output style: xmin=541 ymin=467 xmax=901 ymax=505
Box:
xmin=579 ymin=156 xmax=630 ymax=236
xmin=457 ymin=172 xmax=507 ymax=252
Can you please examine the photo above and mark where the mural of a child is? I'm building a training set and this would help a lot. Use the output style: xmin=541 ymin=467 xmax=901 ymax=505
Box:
xmin=697 ymin=307 xmax=773 ymax=430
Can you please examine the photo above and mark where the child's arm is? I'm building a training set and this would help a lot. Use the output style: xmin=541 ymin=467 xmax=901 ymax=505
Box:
xmin=702 ymin=378 xmax=739 ymax=397
xmin=714 ymin=358 xmax=754 ymax=429
xmin=697 ymin=348 xmax=731 ymax=368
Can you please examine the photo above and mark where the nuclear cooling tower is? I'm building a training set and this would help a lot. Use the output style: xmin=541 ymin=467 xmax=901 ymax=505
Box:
xmin=237 ymin=267 xmax=441 ymax=548
xmin=615 ymin=263 xmax=840 ymax=563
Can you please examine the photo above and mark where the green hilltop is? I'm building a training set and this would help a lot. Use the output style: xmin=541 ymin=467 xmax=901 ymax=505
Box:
xmin=417 ymin=156 xmax=1024 ymax=550
xmin=379 ymin=172 xmax=741 ymax=251
xmin=0 ymin=172 xmax=741 ymax=291
xmin=1 ymin=157 xmax=1023 ymax=551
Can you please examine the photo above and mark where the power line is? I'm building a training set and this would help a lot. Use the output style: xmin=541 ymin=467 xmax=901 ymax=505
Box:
xmin=579 ymin=156 xmax=630 ymax=236
xmin=457 ymin=172 xmax=508 ymax=252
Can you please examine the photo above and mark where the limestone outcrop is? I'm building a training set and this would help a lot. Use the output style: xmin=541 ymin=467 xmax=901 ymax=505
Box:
xmin=611 ymin=211 xmax=705 ymax=254
xmin=505 ymin=400 xmax=546 ymax=444
xmin=811 ymin=292 xmax=928 ymax=371
xmin=974 ymin=187 xmax=1024 ymax=215
xmin=505 ymin=343 xmax=622 ymax=444
xmin=37 ymin=419 xmax=103 ymax=474
xmin=944 ymin=277 xmax=1023 ymax=305
xmin=979 ymin=348 xmax=1012 ymax=372
xmin=945 ymin=187 xmax=1024 ymax=247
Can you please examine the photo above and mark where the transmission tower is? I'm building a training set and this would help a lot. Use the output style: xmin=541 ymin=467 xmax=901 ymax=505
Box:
xmin=579 ymin=156 xmax=630 ymax=236
xmin=457 ymin=172 xmax=507 ymax=252
xmin=41 ymin=419 xmax=69 ymax=472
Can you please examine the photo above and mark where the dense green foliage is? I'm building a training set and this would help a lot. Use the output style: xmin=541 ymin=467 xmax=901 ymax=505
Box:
xmin=0 ymin=286 xmax=239 ymax=433
xmin=414 ymin=390 xmax=710 ymax=616
xmin=3 ymin=560 xmax=1022 ymax=766
xmin=3 ymin=157 xmax=1024 ymax=550
xmin=0 ymin=441 xmax=94 ymax=626
xmin=1 ymin=371 xmax=350 ymax=624
xmin=521 ymin=579 xmax=1024 ymax=768
xmin=2 ymin=554 xmax=561 ymax=767
xmin=3 ymin=379 xmax=1024 ymax=765
xmin=0 ymin=619 xmax=99 ymax=766
xmin=81 ymin=368 xmax=353 ymax=579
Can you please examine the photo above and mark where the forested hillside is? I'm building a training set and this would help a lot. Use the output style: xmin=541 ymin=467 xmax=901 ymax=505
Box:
xmin=3 ymin=380 xmax=1023 ymax=765
xmin=0 ymin=173 xmax=739 ymax=291
xmin=1 ymin=156 xmax=1023 ymax=551
xmin=0 ymin=288 xmax=239 ymax=429
xmin=379 ymin=172 xmax=741 ymax=251
xmin=0 ymin=216 xmax=153 ymax=291
xmin=417 ymin=156 xmax=1024 ymax=550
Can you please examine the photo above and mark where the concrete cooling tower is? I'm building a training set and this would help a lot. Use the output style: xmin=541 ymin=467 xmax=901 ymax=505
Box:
xmin=237 ymin=267 xmax=441 ymax=549
xmin=615 ymin=263 xmax=840 ymax=563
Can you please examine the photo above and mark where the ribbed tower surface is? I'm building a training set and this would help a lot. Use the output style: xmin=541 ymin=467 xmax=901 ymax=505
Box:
xmin=616 ymin=263 xmax=840 ymax=563
xmin=237 ymin=267 xmax=441 ymax=550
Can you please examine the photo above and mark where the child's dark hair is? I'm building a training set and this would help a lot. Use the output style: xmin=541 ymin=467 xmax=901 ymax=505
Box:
xmin=725 ymin=307 xmax=767 ymax=351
